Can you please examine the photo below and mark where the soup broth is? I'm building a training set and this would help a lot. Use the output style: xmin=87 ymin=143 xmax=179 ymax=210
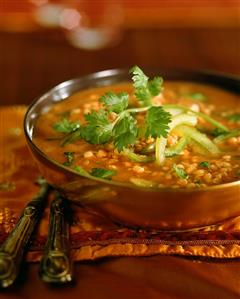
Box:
xmin=34 ymin=79 xmax=240 ymax=189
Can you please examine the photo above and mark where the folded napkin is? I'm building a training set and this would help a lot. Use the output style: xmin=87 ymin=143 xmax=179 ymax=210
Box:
xmin=0 ymin=106 xmax=239 ymax=261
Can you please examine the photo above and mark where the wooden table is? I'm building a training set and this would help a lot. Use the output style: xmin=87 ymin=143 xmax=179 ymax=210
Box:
xmin=1 ymin=256 xmax=239 ymax=299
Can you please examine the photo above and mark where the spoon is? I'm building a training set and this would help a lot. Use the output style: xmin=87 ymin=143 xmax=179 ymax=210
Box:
xmin=0 ymin=180 xmax=50 ymax=288
xmin=39 ymin=191 xmax=73 ymax=283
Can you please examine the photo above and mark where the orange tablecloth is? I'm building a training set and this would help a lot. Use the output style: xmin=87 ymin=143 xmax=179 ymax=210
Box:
xmin=0 ymin=106 xmax=240 ymax=262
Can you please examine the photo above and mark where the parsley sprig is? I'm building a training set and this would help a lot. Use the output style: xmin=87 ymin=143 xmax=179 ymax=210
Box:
xmin=100 ymin=92 xmax=129 ymax=113
xmin=90 ymin=168 xmax=116 ymax=179
xmin=53 ymin=118 xmax=80 ymax=133
xmin=81 ymin=110 xmax=113 ymax=144
xmin=52 ymin=66 xmax=171 ymax=154
xmin=63 ymin=152 xmax=75 ymax=166
xmin=227 ymin=113 xmax=240 ymax=123
xmin=173 ymin=164 xmax=189 ymax=179
xmin=130 ymin=66 xmax=163 ymax=106
xmin=145 ymin=106 xmax=171 ymax=139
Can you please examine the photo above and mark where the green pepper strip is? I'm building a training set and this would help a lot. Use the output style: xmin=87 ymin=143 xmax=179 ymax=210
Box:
xmin=122 ymin=148 xmax=154 ymax=163
xmin=165 ymin=136 xmax=188 ymax=157
xmin=155 ymin=113 xmax=197 ymax=165
xmin=163 ymin=104 xmax=229 ymax=132
xmin=173 ymin=125 xmax=220 ymax=154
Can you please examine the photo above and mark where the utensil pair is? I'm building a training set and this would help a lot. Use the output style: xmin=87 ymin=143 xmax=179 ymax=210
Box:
xmin=0 ymin=181 xmax=72 ymax=288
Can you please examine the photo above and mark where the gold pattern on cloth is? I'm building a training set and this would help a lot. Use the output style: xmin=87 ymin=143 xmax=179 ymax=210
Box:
xmin=0 ymin=106 xmax=240 ymax=262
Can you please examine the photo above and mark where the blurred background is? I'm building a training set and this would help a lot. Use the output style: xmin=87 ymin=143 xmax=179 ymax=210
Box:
xmin=0 ymin=0 xmax=239 ymax=106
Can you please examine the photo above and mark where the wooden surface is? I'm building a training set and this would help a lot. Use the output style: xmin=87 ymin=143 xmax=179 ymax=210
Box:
xmin=2 ymin=256 xmax=240 ymax=299
xmin=0 ymin=27 xmax=239 ymax=106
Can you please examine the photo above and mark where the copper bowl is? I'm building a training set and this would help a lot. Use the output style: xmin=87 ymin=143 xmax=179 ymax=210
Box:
xmin=24 ymin=69 xmax=240 ymax=230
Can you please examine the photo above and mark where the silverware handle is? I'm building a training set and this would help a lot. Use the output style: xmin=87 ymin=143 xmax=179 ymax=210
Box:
xmin=0 ymin=182 xmax=49 ymax=288
xmin=39 ymin=193 xmax=72 ymax=283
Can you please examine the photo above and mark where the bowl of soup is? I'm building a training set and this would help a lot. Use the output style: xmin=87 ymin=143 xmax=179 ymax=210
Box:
xmin=24 ymin=67 xmax=240 ymax=230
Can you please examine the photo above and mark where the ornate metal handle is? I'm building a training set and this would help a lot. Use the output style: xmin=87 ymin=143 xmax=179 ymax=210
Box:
xmin=39 ymin=192 xmax=72 ymax=283
xmin=0 ymin=182 xmax=50 ymax=288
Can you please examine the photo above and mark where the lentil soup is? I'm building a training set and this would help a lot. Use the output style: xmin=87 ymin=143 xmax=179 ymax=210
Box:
xmin=33 ymin=67 xmax=240 ymax=189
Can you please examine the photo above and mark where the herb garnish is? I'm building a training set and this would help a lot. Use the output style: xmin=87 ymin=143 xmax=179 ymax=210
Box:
xmin=184 ymin=92 xmax=207 ymax=102
xmin=63 ymin=152 xmax=75 ymax=166
xmin=172 ymin=164 xmax=189 ymax=179
xmin=74 ymin=165 xmax=89 ymax=176
xmin=199 ymin=161 xmax=210 ymax=168
xmin=53 ymin=118 xmax=80 ymax=133
xmin=81 ymin=110 xmax=113 ymax=145
xmin=211 ymin=127 xmax=226 ymax=137
xmin=145 ymin=106 xmax=171 ymax=139
xmin=227 ymin=114 xmax=240 ymax=122
xmin=198 ymin=161 xmax=210 ymax=168
xmin=130 ymin=66 xmax=163 ymax=106
xmin=112 ymin=114 xmax=138 ymax=151
xmin=90 ymin=168 xmax=116 ymax=179
xmin=52 ymin=67 xmax=171 ymax=153
xmin=99 ymin=92 xmax=129 ymax=113
xmin=48 ymin=67 xmax=169 ymax=171
xmin=78 ymin=68 xmax=170 ymax=151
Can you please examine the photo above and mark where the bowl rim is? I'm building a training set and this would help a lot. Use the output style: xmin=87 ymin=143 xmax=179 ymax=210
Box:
xmin=24 ymin=67 xmax=240 ymax=193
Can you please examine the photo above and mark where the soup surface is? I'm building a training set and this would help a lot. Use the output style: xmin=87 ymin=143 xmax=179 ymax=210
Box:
xmin=34 ymin=70 xmax=240 ymax=189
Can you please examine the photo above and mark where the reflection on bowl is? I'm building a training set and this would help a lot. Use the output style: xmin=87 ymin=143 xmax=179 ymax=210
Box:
xmin=24 ymin=69 xmax=240 ymax=230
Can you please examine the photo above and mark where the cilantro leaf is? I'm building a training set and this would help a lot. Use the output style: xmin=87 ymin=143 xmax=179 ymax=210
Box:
xmin=61 ymin=129 xmax=82 ymax=146
xmin=130 ymin=66 xmax=163 ymax=105
xmin=130 ymin=66 xmax=149 ymax=89
xmin=199 ymin=161 xmax=210 ymax=168
xmin=74 ymin=166 xmax=89 ymax=176
xmin=172 ymin=164 xmax=189 ymax=179
xmin=113 ymin=114 xmax=138 ymax=151
xmin=90 ymin=168 xmax=116 ymax=179
xmin=145 ymin=106 xmax=171 ymax=138
xmin=184 ymin=92 xmax=207 ymax=102
xmin=211 ymin=127 xmax=226 ymax=137
xmin=148 ymin=76 xmax=164 ymax=96
xmin=81 ymin=110 xmax=113 ymax=144
xmin=63 ymin=152 xmax=74 ymax=166
xmin=100 ymin=92 xmax=129 ymax=113
xmin=53 ymin=118 xmax=80 ymax=133
xmin=227 ymin=113 xmax=240 ymax=122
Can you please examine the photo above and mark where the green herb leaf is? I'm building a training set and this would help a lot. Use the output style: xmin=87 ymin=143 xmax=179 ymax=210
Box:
xmin=81 ymin=110 xmax=113 ymax=144
xmin=99 ymin=92 xmax=129 ymax=113
xmin=113 ymin=114 xmax=138 ymax=151
xmin=131 ymin=66 xmax=150 ymax=104
xmin=53 ymin=118 xmax=80 ymax=133
xmin=61 ymin=129 xmax=82 ymax=146
xmin=63 ymin=152 xmax=75 ymax=166
xmin=148 ymin=76 xmax=164 ymax=96
xmin=199 ymin=161 xmax=210 ymax=168
xmin=227 ymin=113 xmax=240 ymax=122
xmin=172 ymin=164 xmax=189 ymax=179
xmin=145 ymin=106 xmax=171 ymax=139
xmin=90 ymin=168 xmax=116 ymax=179
xmin=185 ymin=92 xmax=207 ymax=102
xmin=130 ymin=66 xmax=163 ymax=105
xmin=130 ymin=65 xmax=149 ymax=90
xmin=74 ymin=166 xmax=89 ymax=176
xmin=211 ymin=127 xmax=226 ymax=137
xmin=213 ymin=128 xmax=240 ymax=144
